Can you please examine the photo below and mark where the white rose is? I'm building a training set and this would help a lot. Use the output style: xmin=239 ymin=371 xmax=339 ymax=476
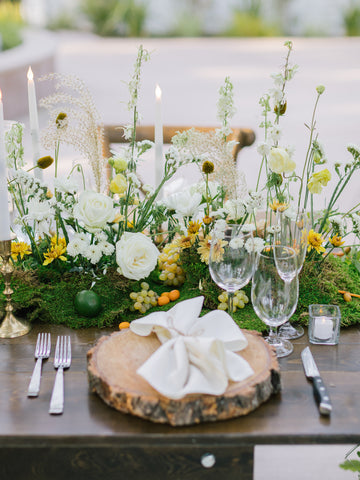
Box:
xmin=74 ymin=191 xmax=115 ymax=231
xmin=116 ymin=232 xmax=160 ymax=281
xmin=268 ymin=147 xmax=296 ymax=174
xmin=164 ymin=189 xmax=202 ymax=217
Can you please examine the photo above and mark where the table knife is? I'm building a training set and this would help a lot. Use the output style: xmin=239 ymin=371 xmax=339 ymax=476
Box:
xmin=301 ymin=346 xmax=332 ymax=416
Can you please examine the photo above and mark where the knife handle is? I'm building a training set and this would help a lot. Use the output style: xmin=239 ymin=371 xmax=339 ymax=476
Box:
xmin=313 ymin=376 xmax=332 ymax=415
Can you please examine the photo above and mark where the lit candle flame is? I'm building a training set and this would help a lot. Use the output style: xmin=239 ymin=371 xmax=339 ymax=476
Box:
xmin=155 ymin=84 xmax=162 ymax=100
xmin=27 ymin=66 xmax=34 ymax=81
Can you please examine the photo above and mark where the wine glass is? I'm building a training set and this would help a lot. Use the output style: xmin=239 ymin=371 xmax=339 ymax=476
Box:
xmin=209 ymin=225 xmax=254 ymax=315
xmin=275 ymin=210 xmax=309 ymax=339
xmin=251 ymin=245 xmax=299 ymax=358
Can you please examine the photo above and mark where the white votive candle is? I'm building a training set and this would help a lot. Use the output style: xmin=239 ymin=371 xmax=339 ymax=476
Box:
xmin=313 ymin=317 xmax=333 ymax=340
xmin=27 ymin=66 xmax=42 ymax=181
xmin=0 ymin=88 xmax=11 ymax=241
xmin=154 ymin=83 xmax=163 ymax=190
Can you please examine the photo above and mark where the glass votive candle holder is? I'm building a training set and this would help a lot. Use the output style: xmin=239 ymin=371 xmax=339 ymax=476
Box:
xmin=308 ymin=304 xmax=341 ymax=345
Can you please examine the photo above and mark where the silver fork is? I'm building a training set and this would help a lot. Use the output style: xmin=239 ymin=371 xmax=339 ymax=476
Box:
xmin=27 ymin=333 xmax=51 ymax=397
xmin=49 ymin=336 xmax=71 ymax=415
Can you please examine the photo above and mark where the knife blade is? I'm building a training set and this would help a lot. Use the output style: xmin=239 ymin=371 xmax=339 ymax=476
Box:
xmin=301 ymin=346 xmax=332 ymax=416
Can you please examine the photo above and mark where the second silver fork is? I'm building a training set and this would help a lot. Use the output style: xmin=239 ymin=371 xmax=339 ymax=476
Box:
xmin=49 ymin=336 xmax=71 ymax=415
xmin=27 ymin=332 xmax=51 ymax=397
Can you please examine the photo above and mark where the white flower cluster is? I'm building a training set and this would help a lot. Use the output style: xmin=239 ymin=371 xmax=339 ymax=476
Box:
xmin=6 ymin=122 xmax=25 ymax=169
xmin=351 ymin=213 xmax=360 ymax=236
xmin=67 ymin=231 xmax=115 ymax=264
xmin=217 ymin=76 xmax=236 ymax=137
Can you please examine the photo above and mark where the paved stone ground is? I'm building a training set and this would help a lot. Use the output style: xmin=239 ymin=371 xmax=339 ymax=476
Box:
xmin=19 ymin=31 xmax=360 ymax=480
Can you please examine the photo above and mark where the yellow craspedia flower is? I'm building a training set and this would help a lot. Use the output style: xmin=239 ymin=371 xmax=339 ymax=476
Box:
xmin=307 ymin=229 xmax=325 ymax=254
xmin=202 ymin=160 xmax=214 ymax=174
xmin=269 ymin=199 xmax=288 ymax=212
xmin=110 ymin=173 xmax=127 ymax=195
xmin=11 ymin=241 xmax=31 ymax=261
xmin=37 ymin=156 xmax=54 ymax=169
xmin=329 ymin=235 xmax=345 ymax=247
xmin=187 ymin=220 xmax=201 ymax=236
xmin=307 ymin=168 xmax=331 ymax=194
xmin=56 ymin=112 xmax=68 ymax=129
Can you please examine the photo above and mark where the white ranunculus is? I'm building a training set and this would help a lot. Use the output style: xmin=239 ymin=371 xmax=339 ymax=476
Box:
xmin=223 ymin=199 xmax=246 ymax=220
xmin=268 ymin=147 xmax=296 ymax=174
xmin=26 ymin=199 xmax=52 ymax=221
xmin=54 ymin=176 xmax=79 ymax=195
xmin=164 ymin=189 xmax=202 ymax=217
xmin=74 ymin=191 xmax=115 ymax=231
xmin=116 ymin=232 xmax=160 ymax=281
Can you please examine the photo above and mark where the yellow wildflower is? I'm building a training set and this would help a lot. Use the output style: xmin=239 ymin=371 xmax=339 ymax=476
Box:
xmin=187 ymin=220 xmax=201 ymax=236
xmin=178 ymin=235 xmax=195 ymax=250
xmin=329 ymin=235 xmax=345 ymax=247
xmin=43 ymin=238 xmax=67 ymax=266
xmin=203 ymin=215 xmax=213 ymax=225
xmin=210 ymin=238 xmax=227 ymax=263
xmin=307 ymin=229 xmax=325 ymax=254
xmin=110 ymin=173 xmax=127 ymax=194
xmin=307 ymin=169 xmax=331 ymax=194
xmin=11 ymin=241 xmax=32 ymax=261
xmin=269 ymin=199 xmax=288 ymax=212
xmin=112 ymin=213 xmax=125 ymax=223
xmin=197 ymin=235 xmax=212 ymax=264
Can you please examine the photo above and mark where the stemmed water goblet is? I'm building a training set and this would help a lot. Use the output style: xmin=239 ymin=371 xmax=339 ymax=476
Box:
xmin=209 ymin=225 xmax=254 ymax=315
xmin=275 ymin=210 xmax=309 ymax=339
xmin=251 ymin=245 xmax=299 ymax=358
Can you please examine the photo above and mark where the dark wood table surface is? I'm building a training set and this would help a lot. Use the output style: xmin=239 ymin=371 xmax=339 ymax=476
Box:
xmin=0 ymin=322 xmax=359 ymax=480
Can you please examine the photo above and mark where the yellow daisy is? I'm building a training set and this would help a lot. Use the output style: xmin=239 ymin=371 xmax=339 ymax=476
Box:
xmin=269 ymin=199 xmax=288 ymax=212
xmin=307 ymin=229 xmax=325 ymax=254
xmin=197 ymin=235 xmax=212 ymax=264
xmin=329 ymin=235 xmax=345 ymax=248
xmin=11 ymin=242 xmax=32 ymax=261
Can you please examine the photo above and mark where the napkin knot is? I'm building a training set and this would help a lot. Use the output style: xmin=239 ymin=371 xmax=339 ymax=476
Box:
xmin=130 ymin=296 xmax=254 ymax=399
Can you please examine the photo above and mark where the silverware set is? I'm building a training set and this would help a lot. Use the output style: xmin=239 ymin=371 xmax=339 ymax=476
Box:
xmin=27 ymin=333 xmax=72 ymax=415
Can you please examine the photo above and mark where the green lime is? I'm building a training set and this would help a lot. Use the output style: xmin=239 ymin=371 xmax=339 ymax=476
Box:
xmin=74 ymin=290 xmax=102 ymax=317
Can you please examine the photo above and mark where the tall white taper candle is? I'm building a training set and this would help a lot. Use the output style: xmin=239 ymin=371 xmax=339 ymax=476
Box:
xmin=0 ymin=89 xmax=11 ymax=241
xmin=154 ymin=84 xmax=163 ymax=191
xmin=27 ymin=66 xmax=42 ymax=181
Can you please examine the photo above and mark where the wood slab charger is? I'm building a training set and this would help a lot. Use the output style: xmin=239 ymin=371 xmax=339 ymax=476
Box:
xmin=87 ymin=329 xmax=281 ymax=426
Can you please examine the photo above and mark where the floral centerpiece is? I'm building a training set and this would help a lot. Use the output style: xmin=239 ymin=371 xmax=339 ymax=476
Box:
xmin=2 ymin=42 xmax=360 ymax=330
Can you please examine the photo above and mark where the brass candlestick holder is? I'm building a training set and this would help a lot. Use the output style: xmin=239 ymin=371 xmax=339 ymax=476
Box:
xmin=0 ymin=239 xmax=31 ymax=338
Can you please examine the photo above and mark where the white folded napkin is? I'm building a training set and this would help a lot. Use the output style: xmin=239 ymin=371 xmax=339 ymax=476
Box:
xmin=130 ymin=296 xmax=254 ymax=399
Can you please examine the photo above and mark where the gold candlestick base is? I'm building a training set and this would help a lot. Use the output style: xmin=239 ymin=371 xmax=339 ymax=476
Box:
xmin=0 ymin=239 xmax=31 ymax=338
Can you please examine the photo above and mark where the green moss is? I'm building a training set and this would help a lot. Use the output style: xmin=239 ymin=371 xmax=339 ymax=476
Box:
xmin=0 ymin=255 xmax=359 ymax=331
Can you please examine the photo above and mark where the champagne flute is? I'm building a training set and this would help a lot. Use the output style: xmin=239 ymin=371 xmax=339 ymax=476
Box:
xmin=251 ymin=245 xmax=299 ymax=358
xmin=209 ymin=225 xmax=254 ymax=315
xmin=275 ymin=210 xmax=309 ymax=339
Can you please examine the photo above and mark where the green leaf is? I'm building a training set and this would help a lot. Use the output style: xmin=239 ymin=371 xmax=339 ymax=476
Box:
xmin=339 ymin=459 xmax=360 ymax=472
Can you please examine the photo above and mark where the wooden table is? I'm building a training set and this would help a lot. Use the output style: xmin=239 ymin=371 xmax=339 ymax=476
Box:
xmin=0 ymin=323 xmax=359 ymax=480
